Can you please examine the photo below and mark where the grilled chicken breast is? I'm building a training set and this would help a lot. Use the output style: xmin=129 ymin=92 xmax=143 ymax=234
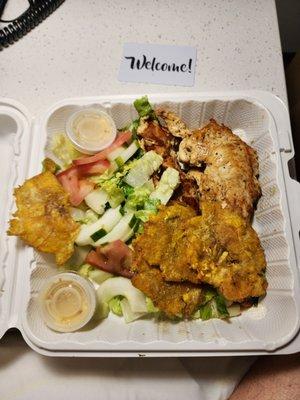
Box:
xmin=178 ymin=119 xmax=261 ymax=219
xmin=156 ymin=109 xmax=191 ymax=138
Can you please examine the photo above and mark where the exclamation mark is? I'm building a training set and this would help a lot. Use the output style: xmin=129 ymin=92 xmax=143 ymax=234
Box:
xmin=188 ymin=58 xmax=192 ymax=73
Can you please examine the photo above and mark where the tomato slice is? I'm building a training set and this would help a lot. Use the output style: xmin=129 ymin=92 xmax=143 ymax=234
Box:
xmin=73 ymin=131 xmax=132 ymax=166
xmin=57 ymin=167 xmax=94 ymax=206
xmin=57 ymin=166 xmax=78 ymax=194
xmin=78 ymin=179 xmax=94 ymax=199
xmin=86 ymin=241 xmax=133 ymax=278
xmin=77 ymin=159 xmax=110 ymax=176
xmin=86 ymin=250 xmax=105 ymax=268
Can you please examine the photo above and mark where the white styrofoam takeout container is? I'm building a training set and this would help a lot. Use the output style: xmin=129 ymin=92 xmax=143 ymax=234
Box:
xmin=0 ymin=91 xmax=299 ymax=357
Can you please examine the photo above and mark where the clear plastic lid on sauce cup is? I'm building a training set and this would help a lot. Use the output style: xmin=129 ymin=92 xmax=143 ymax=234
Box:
xmin=66 ymin=108 xmax=117 ymax=154
xmin=38 ymin=272 xmax=96 ymax=333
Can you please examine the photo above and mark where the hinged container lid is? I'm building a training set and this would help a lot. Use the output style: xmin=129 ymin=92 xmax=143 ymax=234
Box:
xmin=0 ymin=99 xmax=32 ymax=339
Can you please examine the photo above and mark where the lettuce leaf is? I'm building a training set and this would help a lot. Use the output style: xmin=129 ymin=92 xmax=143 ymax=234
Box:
xmin=90 ymin=158 xmax=138 ymax=187
xmin=146 ymin=297 xmax=160 ymax=313
xmin=195 ymin=289 xmax=230 ymax=321
xmin=134 ymin=96 xmax=156 ymax=119
xmin=108 ymin=296 xmax=124 ymax=316
xmin=150 ymin=167 xmax=180 ymax=205
xmin=100 ymin=177 xmax=125 ymax=208
xmin=124 ymin=150 xmax=163 ymax=187
xmin=125 ymin=185 xmax=152 ymax=210
xmin=51 ymin=132 xmax=82 ymax=167
xmin=134 ymin=198 xmax=161 ymax=222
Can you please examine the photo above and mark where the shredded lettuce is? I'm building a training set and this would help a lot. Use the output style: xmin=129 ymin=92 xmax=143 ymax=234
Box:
xmin=122 ymin=184 xmax=160 ymax=223
xmin=90 ymin=158 xmax=138 ymax=187
xmin=134 ymin=198 xmax=161 ymax=222
xmin=120 ymin=182 xmax=135 ymax=197
xmin=129 ymin=119 xmax=140 ymax=135
xmin=125 ymin=185 xmax=152 ymax=210
xmin=120 ymin=95 xmax=156 ymax=138
xmin=198 ymin=296 xmax=229 ymax=321
xmin=77 ymin=263 xmax=93 ymax=278
xmin=99 ymin=177 xmax=125 ymax=208
xmin=89 ymin=156 xmax=158 ymax=211
xmin=146 ymin=297 xmax=160 ymax=313
xmin=108 ymin=296 xmax=124 ymax=316
xmin=202 ymin=287 xmax=216 ymax=304
xmin=193 ymin=288 xmax=230 ymax=321
xmin=134 ymin=96 xmax=156 ymax=120
xmin=51 ymin=132 xmax=82 ymax=167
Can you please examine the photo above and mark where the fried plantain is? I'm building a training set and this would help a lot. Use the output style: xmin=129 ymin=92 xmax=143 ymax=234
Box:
xmin=132 ymin=203 xmax=267 ymax=303
xmin=8 ymin=171 xmax=79 ymax=265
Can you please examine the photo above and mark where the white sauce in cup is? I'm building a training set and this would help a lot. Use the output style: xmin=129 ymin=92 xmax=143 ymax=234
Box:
xmin=66 ymin=108 xmax=117 ymax=154
xmin=38 ymin=272 xmax=96 ymax=332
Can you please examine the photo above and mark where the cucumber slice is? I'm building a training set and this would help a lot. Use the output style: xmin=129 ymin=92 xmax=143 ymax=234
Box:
xmin=110 ymin=140 xmax=140 ymax=171
xmin=107 ymin=146 xmax=125 ymax=161
xmin=121 ymin=215 xmax=140 ymax=242
xmin=93 ymin=212 xmax=134 ymax=246
xmin=107 ymin=190 xmax=125 ymax=208
xmin=118 ymin=140 xmax=139 ymax=163
xmin=90 ymin=228 xmax=107 ymax=242
xmin=70 ymin=207 xmax=86 ymax=222
xmin=85 ymin=188 xmax=109 ymax=215
xmin=89 ymin=269 xmax=112 ymax=284
xmin=97 ymin=277 xmax=147 ymax=313
xmin=75 ymin=206 xmax=122 ymax=246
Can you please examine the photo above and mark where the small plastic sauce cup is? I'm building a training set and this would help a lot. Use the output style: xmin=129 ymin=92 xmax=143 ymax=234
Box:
xmin=66 ymin=108 xmax=117 ymax=154
xmin=38 ymin=272 xmax=96 ymax=332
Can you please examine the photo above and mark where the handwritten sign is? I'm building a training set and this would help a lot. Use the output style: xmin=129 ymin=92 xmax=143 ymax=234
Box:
xmin=118 ymin=43 xmax=197 ymax=87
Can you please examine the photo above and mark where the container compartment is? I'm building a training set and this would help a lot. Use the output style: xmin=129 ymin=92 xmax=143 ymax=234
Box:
xmin=17 ymin=95 xmax=299 ymax=353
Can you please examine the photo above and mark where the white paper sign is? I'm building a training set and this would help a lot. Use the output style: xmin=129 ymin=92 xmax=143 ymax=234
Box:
xmin=118 ymin=43 xmax=197 ymax=87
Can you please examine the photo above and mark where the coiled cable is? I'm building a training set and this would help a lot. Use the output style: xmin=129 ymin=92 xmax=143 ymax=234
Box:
xmin=0 ymin=0 xmax=65 ymax=50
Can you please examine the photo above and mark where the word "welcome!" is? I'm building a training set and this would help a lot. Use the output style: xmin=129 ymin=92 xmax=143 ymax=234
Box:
xmin=119 ymin=43 xmax=196 ymax=86
xmin=125 ymin=54 xmax=193 ymax=74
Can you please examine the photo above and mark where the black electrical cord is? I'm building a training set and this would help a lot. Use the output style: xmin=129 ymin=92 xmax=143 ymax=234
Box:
xmin=0 ymin=0 xmax=65 ymax=50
